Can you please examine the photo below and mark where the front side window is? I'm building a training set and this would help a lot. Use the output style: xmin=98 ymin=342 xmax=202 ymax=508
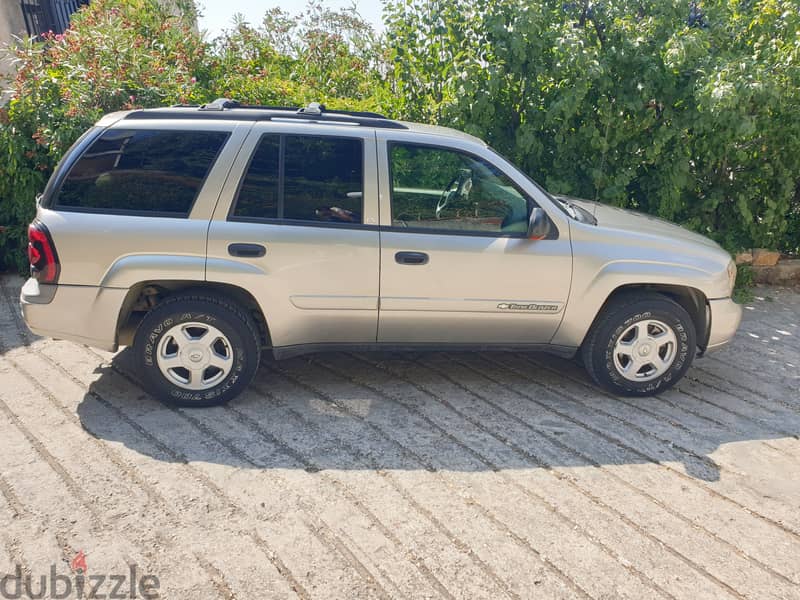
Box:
xmin=232 ymin=134 xmax=363 ymax=224
xmin=56 ymin=129 xmax=229 ymax=216
xmin=390 ymin=143 xmax=530 ymax=235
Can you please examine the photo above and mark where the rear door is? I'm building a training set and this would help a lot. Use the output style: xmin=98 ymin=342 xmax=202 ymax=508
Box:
xmin=207 ymin=123 xmax=380 ymax=349
xmin=376 ymin=132 xmax=573 ymax=344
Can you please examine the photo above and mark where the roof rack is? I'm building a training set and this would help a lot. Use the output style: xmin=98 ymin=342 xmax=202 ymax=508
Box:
xmin=125 ymin=100 xmax=407 ymax=129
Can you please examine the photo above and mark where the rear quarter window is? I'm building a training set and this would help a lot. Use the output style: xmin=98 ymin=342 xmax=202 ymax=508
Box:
xmin=55 ymin=129 xmax=230 ymax=216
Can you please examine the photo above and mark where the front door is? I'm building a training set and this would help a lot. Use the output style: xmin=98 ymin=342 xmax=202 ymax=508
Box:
xmin=377 ymin=137 xmax=572 ymax=345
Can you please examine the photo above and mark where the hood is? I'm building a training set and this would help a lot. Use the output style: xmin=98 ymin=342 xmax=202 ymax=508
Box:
xmin=558 ymin=196 xmax=723 ymax=250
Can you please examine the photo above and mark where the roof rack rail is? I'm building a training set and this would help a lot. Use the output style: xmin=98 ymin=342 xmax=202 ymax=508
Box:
xmin=297 ymin=102 xmax=323 ymax=116
xmin=124 ymin=100 xmax=407 ymax=129
xmin=199 ymin=98 xmax=241 ymax=111
xmin=193 ymin=99 xmax=392 ymax=119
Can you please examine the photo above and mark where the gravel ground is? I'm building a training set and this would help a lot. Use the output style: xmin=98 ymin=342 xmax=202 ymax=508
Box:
xmin=0 ymin=274 xmax=798 ymax=599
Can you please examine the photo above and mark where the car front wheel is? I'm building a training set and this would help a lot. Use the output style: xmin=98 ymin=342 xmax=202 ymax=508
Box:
xmin=581 ymin=293 xmax=696 ymax=396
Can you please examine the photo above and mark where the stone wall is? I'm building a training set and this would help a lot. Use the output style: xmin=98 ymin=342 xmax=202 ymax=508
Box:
xmin=752 ymin=260 xmax=800 ymax=286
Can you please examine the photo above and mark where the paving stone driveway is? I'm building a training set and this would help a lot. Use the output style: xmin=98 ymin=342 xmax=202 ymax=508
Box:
xmin=0 ymin=275 xmax=798 ymax=599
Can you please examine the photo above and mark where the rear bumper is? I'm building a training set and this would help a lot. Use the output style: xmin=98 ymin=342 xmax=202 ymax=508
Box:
xmin=705 ymin=297 xmax=743 ymax=352
xmin=20 ymin=278 xmax=125 ymax=352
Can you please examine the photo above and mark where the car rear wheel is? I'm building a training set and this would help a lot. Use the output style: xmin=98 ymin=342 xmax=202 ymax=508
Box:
xmin=133 ymin=292 xmax=260 ymax=407
xmin=581 ymin=293 xmax=696 ymax=396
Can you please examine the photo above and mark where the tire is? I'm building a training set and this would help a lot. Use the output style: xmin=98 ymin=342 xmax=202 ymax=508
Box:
xmin=581 ymin=293 xmax=696 ymax=397
xmin=132 ymin=292 xmax=260 ymax=407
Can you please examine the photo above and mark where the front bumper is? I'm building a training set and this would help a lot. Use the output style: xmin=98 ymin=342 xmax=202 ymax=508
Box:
xmin=20 ymin=278 xmax=126 ymax=351
xmin=705 ymin=297 xmax=743 ymax=352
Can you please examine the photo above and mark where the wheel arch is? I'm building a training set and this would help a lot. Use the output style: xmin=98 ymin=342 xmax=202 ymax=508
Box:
xmin=116 ymin=280 xmax=272 ymax=348
xmin=582 ymin=283 xmax=709 ymax=352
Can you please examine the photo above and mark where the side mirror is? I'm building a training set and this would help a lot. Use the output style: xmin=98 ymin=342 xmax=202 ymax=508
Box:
xmin=527 ymin=207 xmax=551 ymax=240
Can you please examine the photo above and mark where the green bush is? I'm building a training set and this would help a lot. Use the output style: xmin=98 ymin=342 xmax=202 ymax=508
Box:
xmin=784 ymin=184 xmax=800 ymax=255
xmin=733 ymin=264 xmax=755 ymax=304
xmin=0 ymin=0 xmax=388 ymax=273
xmin=2 ymin=0 xmax=799 ymax=274
xmin=204 ymin=3 xmax=396 ymax=113
xmin=384 ymin=0 xmax=800 ymax=254
xmin=0 ymin=0 xmax=206 ymax=272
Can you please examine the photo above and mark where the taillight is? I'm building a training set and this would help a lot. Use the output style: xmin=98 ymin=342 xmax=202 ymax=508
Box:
xmin=28 ymin=221 xmax=60 ymax=284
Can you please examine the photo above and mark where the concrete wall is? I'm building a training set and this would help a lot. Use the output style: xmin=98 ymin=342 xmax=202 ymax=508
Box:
xmin=0 ymin=2 xmax=27 ymax=41
xmin=1 ymin=1 xmax=28 ymax=92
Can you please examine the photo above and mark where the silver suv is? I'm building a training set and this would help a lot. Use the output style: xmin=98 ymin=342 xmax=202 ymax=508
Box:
xmin=21 ymin=100 xmax=742 ymax=406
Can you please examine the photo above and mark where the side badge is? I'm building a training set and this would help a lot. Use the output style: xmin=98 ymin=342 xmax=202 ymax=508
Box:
xmin=497 ymin=302 xmax=561 ymax=313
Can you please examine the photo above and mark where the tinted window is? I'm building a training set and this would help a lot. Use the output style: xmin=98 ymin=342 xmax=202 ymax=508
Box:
xmin=57 ymin=129 xmax=229 ymax=215
xmin=284 ymin=136 xmax=362 ymax=223
xmin=232 ymin=135 xmax=280 ymax=220
xmin=232 ymin=134 xmax=363 ymax=224
xmin=390 ymin=144 xmax=530 ymax=234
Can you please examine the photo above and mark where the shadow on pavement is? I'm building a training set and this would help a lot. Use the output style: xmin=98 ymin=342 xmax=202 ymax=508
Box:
xmin=76 ymin=345 xmax=800 ymax=483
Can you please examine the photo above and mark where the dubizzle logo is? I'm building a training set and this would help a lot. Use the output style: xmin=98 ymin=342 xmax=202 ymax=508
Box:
xmin=0 ymin=550 xmax=160 ymax=599
xmin=70 ymin=551 xmax=88 ymax=575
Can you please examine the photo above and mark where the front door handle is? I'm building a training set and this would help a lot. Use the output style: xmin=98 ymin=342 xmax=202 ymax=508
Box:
xmin=395 ymin=251 xmax=429 ymax=265
xmin=228 ymin=243 xmax=266 ymax=258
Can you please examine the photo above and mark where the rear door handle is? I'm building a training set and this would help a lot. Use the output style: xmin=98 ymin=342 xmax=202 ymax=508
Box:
xmin=228 ymin=243 xmax=266 ymax=258
xmin=395 ymin=251 xmax=429 ymax=265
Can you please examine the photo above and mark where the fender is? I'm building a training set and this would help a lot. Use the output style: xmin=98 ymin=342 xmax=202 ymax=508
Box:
xmin=100 ymin=254 xmax=208 ymax=289
xmin=550 ymin=260 xmax=721 ymax=348
xmin=101 ymin=254 xmax=268 ymax=289
xmin=110 ymin=256 xmax=270 ymax=347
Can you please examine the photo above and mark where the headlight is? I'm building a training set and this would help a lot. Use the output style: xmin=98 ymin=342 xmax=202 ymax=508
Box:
xmin=727 ymin=260 xmax=737 ymax=294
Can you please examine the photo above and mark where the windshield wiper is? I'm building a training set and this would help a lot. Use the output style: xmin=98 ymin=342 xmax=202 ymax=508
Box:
xmin=554 ymin=196 xmax=579 ymax=219
xmin=554 ymin=197 xmax=597 ymax=225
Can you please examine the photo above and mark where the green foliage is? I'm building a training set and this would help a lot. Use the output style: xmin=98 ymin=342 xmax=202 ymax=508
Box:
xmin=784 ymin=184 xmax=800 ymax=255
xmin=0 ymin=0 xmax=205 ymax=272
xmin=733 ymin=264 xmax=755 ymax=304
xmin=2 ymin=0 xmax=799 ymax=274
xmin=385 ymin=0 xmax=800 ymax=254
xmin=0 ymin=0 xmax=388 ymax=273
xmin=204 ymin=1 xmax=396 ymax=113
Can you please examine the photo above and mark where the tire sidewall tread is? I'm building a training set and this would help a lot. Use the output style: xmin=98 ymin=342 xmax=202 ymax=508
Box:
xmin=133 ymin=292 xmax=260 ymax=407
xmin=581 ymin=293 xmax=696 ymax=397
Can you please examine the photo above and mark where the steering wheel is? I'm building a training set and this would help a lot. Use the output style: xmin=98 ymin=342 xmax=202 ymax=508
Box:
xmin=436 ymin=170 xmax=472 ymax=219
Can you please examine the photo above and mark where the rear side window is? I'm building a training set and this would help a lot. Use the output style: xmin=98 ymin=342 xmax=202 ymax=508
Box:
xmin=56 ymin=129 xmax=229 ymax=216
xmin=232 ymin=134 xmax=363 ymax=224
xmin=233 ymin=136 xmax=280 ymax=220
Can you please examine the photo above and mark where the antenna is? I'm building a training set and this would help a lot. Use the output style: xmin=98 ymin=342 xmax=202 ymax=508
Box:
xmin=594 ymin=96 xmax=614 ymax=221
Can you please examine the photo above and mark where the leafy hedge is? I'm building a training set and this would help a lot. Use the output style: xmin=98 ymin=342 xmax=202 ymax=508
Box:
xmin=385 ymin=0 xmax=800 ymax=253
xmin=0 ymin=0 xmax=388 ymax=272
xmin=1 ymin=0 xmax=799 ymax=273
xmin=0 ymin=0 xmax=207 ymax=272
